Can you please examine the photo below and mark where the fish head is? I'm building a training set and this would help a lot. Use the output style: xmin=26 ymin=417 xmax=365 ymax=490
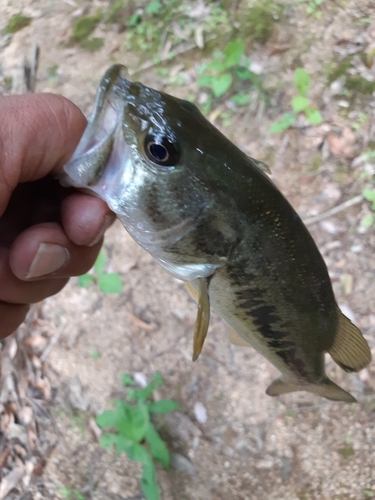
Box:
xmin=62 ymin=65 xmax=236 ymax=279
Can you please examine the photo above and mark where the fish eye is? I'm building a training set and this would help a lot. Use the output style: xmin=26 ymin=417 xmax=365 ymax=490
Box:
xmin=144 ymin=134 xmax=179 ymax=167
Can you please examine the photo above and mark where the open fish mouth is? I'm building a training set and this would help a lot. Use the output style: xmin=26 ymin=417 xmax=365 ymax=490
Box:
xmin=60 ymin=65 xmax=132 ymax=210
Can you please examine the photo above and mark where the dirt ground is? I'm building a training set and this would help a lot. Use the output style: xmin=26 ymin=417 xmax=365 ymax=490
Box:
xmin=1 ymin=1 xmax=375 ymax=499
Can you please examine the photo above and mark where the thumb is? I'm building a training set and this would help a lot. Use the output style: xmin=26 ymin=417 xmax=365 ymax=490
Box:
xmin=0 ymin=93 xmax=86 ymax=217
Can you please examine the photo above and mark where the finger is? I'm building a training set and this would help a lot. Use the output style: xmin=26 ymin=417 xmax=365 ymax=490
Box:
xmin=61 ymin=193 xmax=116 ymax=246
xmin=0 ymin=93 xmax=86 ymax=216
xmin=9 ymin=222 xmax=102 ymax=281
xmin=0 ymin=247 xmax=69 ymax=304
xmin=0 ymin=301 xmax=30 ymax=339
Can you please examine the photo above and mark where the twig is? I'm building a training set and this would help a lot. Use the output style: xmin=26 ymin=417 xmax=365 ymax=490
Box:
xmin=40 ymin=328 xmax=63 ymax=362
xmin=303 ymin=194 xmax=363 ymax=226
xmin=129 ymin=33 xmax=227 ymax=77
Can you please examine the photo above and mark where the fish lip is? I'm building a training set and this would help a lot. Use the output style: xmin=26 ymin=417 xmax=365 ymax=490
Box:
xmin=61 ymin=65 xmax=132 ymax=191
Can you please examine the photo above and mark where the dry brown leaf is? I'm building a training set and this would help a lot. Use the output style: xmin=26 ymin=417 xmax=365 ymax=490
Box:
xmin=0 ymin=464 xmax=25 ymax=499
xmin=25 ymin=334 xmax=48 ymax=353
xmin=0 ymin=448 xmax=9 ymax=469
xmin=326 ymin=127 xmax=356 ymax=158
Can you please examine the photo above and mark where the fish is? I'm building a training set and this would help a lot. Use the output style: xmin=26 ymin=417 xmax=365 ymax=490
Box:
xmin=61 ymin=64 xmax=371 ymax=403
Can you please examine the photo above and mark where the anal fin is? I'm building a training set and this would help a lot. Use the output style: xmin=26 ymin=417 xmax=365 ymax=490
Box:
xmin=266 ymin=376 xmax=356 ymax=403
xmin=328 ymin=307 xmax=371 ymax=373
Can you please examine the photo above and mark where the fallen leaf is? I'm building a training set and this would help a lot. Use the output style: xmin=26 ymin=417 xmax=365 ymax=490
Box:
xmin=0 ymin=464 xmax=25 ymax=499
xmin=326 ymin=127 xmax=356 ymax=158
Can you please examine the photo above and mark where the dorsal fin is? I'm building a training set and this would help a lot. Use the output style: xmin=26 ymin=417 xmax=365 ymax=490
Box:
xmin=328 ymin=307 xmax=371 ymax=372
xmin=249 ymin=156 xmax=271 ymax=175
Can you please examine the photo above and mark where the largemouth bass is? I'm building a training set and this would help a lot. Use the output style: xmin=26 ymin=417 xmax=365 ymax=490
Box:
xmin=61 ymin=65 xmax=371 ymax=403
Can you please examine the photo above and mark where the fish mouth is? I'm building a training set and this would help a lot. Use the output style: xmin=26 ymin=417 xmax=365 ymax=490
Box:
xmin=60 ymin=65 xmax=132 ymax=201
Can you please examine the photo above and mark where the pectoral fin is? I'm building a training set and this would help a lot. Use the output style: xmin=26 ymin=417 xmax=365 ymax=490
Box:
xmin=266 ymin=376 xmax=356 ymax=403
xmin=190 ymin=278 xmax=210 ymax=362
xmin=328 ymin=307 xmax=371 ymax=373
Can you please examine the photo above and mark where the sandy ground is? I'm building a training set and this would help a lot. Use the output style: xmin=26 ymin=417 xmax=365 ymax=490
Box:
xmin=1 ymin=1 xmax=375 ymax=499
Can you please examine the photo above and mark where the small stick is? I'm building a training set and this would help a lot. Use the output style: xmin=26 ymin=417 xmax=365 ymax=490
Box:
xmin=303 ymin=194 xmax=363 ymax=226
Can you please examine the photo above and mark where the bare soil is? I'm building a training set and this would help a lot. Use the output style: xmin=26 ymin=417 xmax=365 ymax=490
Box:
xmin=1 ymin=1 xmax=375 ymax=499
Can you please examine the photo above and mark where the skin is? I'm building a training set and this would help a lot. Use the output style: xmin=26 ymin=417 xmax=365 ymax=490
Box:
xmin=0 ymin=93 xmax=115 ymax=339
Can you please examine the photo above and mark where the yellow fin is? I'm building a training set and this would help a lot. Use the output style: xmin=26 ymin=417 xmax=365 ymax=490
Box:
xmin=191 ymin=278 xmax=210 ymax=362
xmin=328 ymin=307 xmax=371 ymax=373
xmin=249 ymin=156 xmax=271 ymax=175
xmin=184 ymin=281 xmax=199 ymax=303
xmin=266 ymin=376 xmax=356 ymax=403
xmin=228 ymin=327 xmax=250 ymax=347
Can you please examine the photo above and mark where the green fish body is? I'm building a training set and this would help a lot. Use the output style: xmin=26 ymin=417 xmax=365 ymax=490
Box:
xmin=61 ymin=65 xmax=371 ymax=402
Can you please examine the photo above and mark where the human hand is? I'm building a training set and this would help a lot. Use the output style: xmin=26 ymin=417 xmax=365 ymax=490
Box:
xmin=0 ymin=93 xmax=116 ymax=338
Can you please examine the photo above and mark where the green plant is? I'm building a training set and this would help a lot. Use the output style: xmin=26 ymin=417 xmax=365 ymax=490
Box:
xmin=298 ymin=0 xmax=324 ymax=18
xmin=197 ymin=39 xmax=261 ymax=114
xmin=270 ymin=68 xmax=322 ymax=133
xmin=4 ymin=12 xmax=32 ymax=34
xmin=361 ymin=188 xmax=375 ymax=228
xmin=96 ymin=373 xmax=179 ymax=500
xmin=90 ymin=349 xmax=101 ymax=360
xmin=56 ymin=487 xmax=84 ymax=500
xmin=78 ymin=251 xmax=122 ymax=294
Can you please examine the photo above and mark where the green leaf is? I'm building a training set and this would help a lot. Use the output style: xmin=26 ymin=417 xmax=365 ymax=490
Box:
xmin=90 ymin=349 xmax=100 ymax=359
xmin=145 ymin=0 xmax=162 ymax=15
xmin=145 ymin=425 xmax=170 ymax=468
xmin=148 ymin=399 xmax=180 ymax=414
xmin=152 ymin=372 xmax=163 ymax=387
xmin=363 ymin=189 xmax=375 ymax=210
xmin=269 ymin=113 xmax=295 ymax=133
xmin=99 ymin=433 xmax=119 ymax=449
xmin=294 ymin=68 xmax=310 ymax=96
xmin=197 ymin=74 xmax=214 ymax=88
xmin=116 ymin=402 xmax=150 ymax=442
xmin=361 ymin=213 xmax=374 ymax=228
xmin=231 ymin=93 xmax=250 ymax=106
xmin=98 ymin=273 xmax=122 ymax=294
xmin=140 ymin=461 xmax=159 ymax=500
xmin=127 ymin=13 xmax=140 ymax=27
xmin=78 ymin=274 xmax=94 ymax=288
xmin=120 ymin=374 xmax=133 ymax=386
xmin=224 ymin=40 xmax=244 ymax=68
xmin=291 ymin=95 xmax=309 ymax=112
xmin=126 ymin=442 xmax=151 ymax=465
xmin=211 ymin=73 xmax=232 ymax=98
xmin=205 ymin=60 xmax=227 ymax=73
xmin=114 ymin=435 xmax=134 ymax=455
xmin=94 ymin=251 xmax=106 ymax=276
xmin=96 ymin=408 xmax=124 ymax=429
xmin=234 ymin=66 xmax=253 ymax=80
xmin=74 ymin=493 xmax=84 ymax=500
xmin=305 ymin=107 xmax=322 ymax=125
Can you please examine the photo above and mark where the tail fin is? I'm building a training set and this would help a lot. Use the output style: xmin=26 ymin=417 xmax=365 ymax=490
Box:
xmin=328 ymin=307 xmax=371 ymax=373
xmin=266 ymin=376 xmax=356 ymax=403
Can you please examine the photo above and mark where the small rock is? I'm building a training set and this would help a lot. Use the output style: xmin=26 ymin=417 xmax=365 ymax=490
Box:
xmin=193 ymin=401 xmax=207 ymax=424
xmin=170 ymin=452 xmax=196 ymax=475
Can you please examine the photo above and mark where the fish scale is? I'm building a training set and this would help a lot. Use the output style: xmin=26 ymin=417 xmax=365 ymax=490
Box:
xmin=61 ymin=64 xmax=371 ymax=403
